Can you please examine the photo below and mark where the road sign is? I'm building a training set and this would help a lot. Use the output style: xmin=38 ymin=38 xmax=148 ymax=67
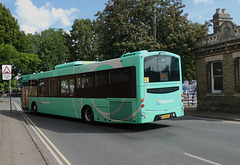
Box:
xmin=2 ymin=65 xmax=12 ymax=80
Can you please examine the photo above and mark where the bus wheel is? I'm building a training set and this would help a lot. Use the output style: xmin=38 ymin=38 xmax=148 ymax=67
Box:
xmin=82 ymin=106 xmax=94 ymax=124
xmin=32 ymin=102 xmax=37 ymax=114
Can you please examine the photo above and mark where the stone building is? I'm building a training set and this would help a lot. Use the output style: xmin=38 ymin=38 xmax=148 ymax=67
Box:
xmin=195 ymin=8 xmax=240 ymax=113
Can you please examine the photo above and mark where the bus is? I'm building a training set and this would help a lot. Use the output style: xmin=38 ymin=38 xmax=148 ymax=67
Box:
xmin=21 ymin=50 xmax=184 ymax=124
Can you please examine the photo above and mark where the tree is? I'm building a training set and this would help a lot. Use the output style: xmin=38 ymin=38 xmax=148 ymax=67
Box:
xmin=0 ymin=43 xmax=40 ymax=90
xmin=95 ymin=0 xmax=208 ymax=80
xmin=95 ymin=0 xmax=161 ymax=59
xmin=154 ymin=0 xmax=208 ymax=80
xmin=28 ymin=28 xmax=70 ymax=71
xmin=68 ymin=19 xmax=97 ymax=61
xmin=0 ymin=3 xmax=39 ymax=91
xmin=0 ymin=3 xmax=30 ymax=52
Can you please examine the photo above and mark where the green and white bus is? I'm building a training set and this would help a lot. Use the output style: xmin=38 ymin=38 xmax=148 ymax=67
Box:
xmin=21 ymin=50 xmax=184 ymax=124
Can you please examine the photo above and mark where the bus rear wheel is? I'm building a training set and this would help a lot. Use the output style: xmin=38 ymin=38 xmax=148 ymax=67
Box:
xmin=82 ymin=106 xmax=94 ymax=124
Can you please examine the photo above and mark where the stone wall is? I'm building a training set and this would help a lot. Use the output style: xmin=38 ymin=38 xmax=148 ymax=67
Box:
xmin=195 ymin=9 xmax=240 ymax=113
xmin=196 ymin=51 xmax=240 ymax=113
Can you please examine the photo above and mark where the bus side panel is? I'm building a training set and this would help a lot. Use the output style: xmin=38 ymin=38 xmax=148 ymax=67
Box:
xmin=29 ymin=97 xmax=110 ymax=120
xmin=83 ymin=98 xmax=108 ymax=122
xmin=29 ymin=97 xmax=76 ymax=117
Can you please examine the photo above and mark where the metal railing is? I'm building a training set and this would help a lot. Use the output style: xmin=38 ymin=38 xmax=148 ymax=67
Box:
xmin=183 ymin=91 xmax=197 ymax=105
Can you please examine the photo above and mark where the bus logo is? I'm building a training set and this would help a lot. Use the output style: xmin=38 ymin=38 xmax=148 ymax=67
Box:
xmin=156 ymin=99 xmax=174 ymax=105
xmin=40 ymin=99 xmax=50 ymax=104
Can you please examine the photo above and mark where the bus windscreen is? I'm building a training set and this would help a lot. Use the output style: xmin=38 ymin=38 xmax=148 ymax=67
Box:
xmin=144 ymin=55 xmax=180 ymax=82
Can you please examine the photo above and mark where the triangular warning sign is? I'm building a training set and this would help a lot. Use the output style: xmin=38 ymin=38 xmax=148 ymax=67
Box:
xmin=3 ymin=66 xmax=11 ymax=74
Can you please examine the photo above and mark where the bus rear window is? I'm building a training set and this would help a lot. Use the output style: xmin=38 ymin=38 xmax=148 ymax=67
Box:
xmin=144 ymin=55 xmax=180 ymax=82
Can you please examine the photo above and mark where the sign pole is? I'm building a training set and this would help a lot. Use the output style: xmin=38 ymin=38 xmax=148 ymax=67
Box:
xmin=9 ymin=79 xmax=12 ymax=113
xmin=2 ymin=65 xmax=12 ymax=112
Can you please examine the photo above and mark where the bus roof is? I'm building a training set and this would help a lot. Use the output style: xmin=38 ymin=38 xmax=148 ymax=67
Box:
xmin=54 ymin=61 xmax=96 ymax=70
xmin=21 ymin=50 xmax=180 ymax=82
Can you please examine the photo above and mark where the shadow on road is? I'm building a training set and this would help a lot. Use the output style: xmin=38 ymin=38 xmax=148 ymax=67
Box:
xmin=24 ymin=112 xmax=170 ymax=134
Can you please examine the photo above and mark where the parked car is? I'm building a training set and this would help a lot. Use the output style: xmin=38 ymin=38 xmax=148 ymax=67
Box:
xmin=11 ymin=89 xmax=21 ymax=97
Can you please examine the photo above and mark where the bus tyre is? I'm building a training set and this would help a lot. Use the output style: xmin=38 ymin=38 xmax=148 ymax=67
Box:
xmin=32 ymin=103 xmax=37 ymax=115
xmin=82 ymin=107 xmax=94 ymax=124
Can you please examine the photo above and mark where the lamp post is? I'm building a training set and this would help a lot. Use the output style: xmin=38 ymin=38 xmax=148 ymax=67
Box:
xmin=153 ymin=3 xmax=157 ymax=39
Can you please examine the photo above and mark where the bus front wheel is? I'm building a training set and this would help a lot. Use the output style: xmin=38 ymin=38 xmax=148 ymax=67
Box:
xmin=31 ymin=102 xmax=37 ymax=114
xmin=82 ymin=106 xmax=94 ymax=124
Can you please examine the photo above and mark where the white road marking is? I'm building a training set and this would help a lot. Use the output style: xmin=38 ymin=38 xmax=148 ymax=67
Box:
xmin=13 ymin=102 xmax=71 ymax=165
xmin=183 ymin=152 xmax=222 ymax=165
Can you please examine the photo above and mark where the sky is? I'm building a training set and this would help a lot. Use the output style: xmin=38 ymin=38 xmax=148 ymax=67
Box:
xmin=1 ymin=0 xmax=240 ymax=34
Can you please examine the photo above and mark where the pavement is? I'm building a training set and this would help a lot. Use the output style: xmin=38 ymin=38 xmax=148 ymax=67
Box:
xmin=1 ymin=99 xmax=240 ymax=165
xmin=0 ymin=100 xmax=46 ymax=165
xmin=184 ymin=105 xmax=240 ymax=122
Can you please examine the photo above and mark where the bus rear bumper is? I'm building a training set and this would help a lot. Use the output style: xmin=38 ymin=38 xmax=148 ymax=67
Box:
xmin=153 ymin=112 xmax=177 ymax=121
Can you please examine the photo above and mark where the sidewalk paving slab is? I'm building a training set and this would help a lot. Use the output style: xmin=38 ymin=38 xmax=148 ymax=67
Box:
xmin=0 ymin=100 xmax=46 ymax=165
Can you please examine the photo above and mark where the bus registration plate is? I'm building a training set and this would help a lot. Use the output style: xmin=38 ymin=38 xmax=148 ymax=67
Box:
xmin=161 ymin=114 xmax=171 ymax=119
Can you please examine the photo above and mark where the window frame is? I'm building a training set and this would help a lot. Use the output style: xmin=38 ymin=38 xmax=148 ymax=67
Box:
xmin=28 ymin=66 xmax=136 ymax=98
xmin=211 ymin=61 xmax=223 ymax=93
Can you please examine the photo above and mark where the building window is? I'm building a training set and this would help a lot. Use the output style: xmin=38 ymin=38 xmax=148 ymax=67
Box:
xmin=211 ymin=61 xmax=223 ymax=93
xmin=236 ymin=58 xmax=240 ymax=93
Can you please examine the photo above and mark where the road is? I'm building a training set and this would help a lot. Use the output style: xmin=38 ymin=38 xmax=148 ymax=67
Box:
xmin=13 ymin=98 xmax=240 ymax=165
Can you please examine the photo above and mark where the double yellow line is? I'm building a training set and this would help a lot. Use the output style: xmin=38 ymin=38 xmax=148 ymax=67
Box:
xmin=14 ymin=102 xmax=72 ymax=165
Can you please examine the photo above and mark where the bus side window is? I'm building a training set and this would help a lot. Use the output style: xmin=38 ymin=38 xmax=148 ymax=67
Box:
xmin=69 ymin=78 xmax=74 ymax=96
xmin=29 ymin=80 xmax=38 ymax=97
xmin=60 ymin=76 xmax=75 ymax=97
xmin=76 ymin=76 xmax=82 ymax=88
xmin=95 ymin=71 xmax=107 ymax=86
xmin=109 ymin=68 xmax=130 ymax=84
xmin=81 ymin=73 xmax=94 ymax=88
xmin=50 ymin=78 xmax=59 ymax=97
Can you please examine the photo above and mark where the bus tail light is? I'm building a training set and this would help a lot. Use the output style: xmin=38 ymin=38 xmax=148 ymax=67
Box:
xmin=141 ymin=104 xmax=144 ymax=108
xmin=141 ymin=98 xmax=144 ymax=102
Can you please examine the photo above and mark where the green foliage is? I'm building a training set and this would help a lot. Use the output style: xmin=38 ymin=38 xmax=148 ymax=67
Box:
xmin=0 ymin=43 xmax=40 ymax=74
xmin=95 ymin=0 xmax=208 ymax=80
xmin=0 ymin=3 xmax=30 ymax=52
xmin=95 ymin=0 xmax=161 ymax=59
xmin=0 ymin=0 xmax=208 ymax=87
xmin=0 ymin=43 xmax=40 ymax=90
xmin=0 ymin=3 xmax=39 ymax=91
xmin=28 ymin=28 xmax=70 ymax=71
xmin=68 ymin=19 xmax=98 ymax=61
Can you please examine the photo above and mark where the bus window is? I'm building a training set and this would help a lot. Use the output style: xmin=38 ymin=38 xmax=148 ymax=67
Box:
xmin=61 ymin=76 xmax=75 ymax=97
xmin=95 ymin=71 xmax=107 ymax=86
xmin=29 ymin=80 xmax=38 ymax=97
xmin=39 ymin=79 xmax=49 ymax=97
xmin=109 ymin=68 xmax=130 ymax=84
xmin=80 ymin=73 xmax=94 ymax=88
xmin=50 ymin=78 xmax=59 ymax=97
xmin=22 ymin=82 xmax=29 ymax=109
xmin=144 ymin=55 xmax=180 ymax=82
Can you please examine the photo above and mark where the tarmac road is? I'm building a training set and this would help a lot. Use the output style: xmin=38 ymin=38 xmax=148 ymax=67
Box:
xmin=10 ymin=98 xmax=240 ymax=165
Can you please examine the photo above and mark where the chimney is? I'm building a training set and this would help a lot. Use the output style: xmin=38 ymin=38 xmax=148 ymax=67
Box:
xmin=211 ymin=8 xmax=232 ymax=33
